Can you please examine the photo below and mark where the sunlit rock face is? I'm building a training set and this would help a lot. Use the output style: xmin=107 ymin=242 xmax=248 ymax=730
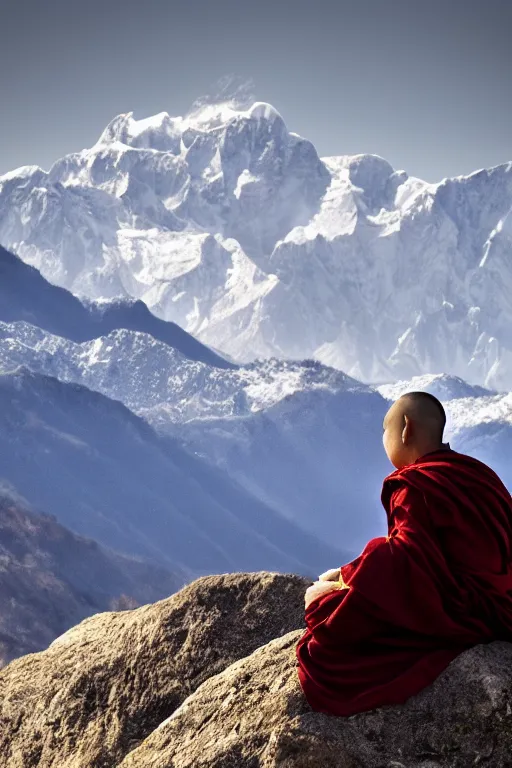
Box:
xmin=3 ymin=571 xmax=512 ymax=768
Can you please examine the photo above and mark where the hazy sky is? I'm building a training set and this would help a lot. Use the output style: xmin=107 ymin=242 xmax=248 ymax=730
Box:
xmin=1 ymin=0 xmax=510 ymax=181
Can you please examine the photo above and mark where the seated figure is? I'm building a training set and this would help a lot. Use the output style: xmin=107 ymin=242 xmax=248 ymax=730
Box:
xmin=296 ymin=391 xmax=512 ymax=716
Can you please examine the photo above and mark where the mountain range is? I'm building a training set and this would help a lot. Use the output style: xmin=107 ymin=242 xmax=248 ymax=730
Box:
xmin=0 ymin=83 xmax=511 ymax=675
xmin=1 ymin=88 xmax=511 ymax=388
xmin=1 ymin=247 xmax=510 ymax=558
xmin=0 ymin=244 xmax=364 ymax=662
xmin=0 ymin=244 xmax=232 ymax=369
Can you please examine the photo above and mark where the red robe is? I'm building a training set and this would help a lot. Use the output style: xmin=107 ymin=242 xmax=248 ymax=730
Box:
xmin=296 ymin=447 xmax=512 ymax=717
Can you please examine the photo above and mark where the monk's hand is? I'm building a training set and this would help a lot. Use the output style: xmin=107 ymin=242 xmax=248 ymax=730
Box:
xmin=304 ymin=579 xmax=339 ymax=609
xmin=318 ymin=567 xmax=341 ymax=582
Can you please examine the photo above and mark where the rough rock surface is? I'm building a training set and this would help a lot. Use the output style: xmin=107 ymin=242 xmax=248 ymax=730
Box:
xmin=0 ymin=571 xmax=310 ymax=767
xmin=3 ymin=571 xmax=512 ymax=768
xmin=120 ymin=632 xmax=512 ymax=768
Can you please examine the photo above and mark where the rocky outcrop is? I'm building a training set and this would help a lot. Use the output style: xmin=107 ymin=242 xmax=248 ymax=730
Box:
xmin=0 ymin=571 xmax=310 ymax=767
xmin=2 ymin=571 xmax=512 ymax=768
xmin=121 ymin=633 xmax=512 ymax=768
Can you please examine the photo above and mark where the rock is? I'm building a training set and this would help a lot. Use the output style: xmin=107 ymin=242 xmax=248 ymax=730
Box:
xmin=120 ymin=634 xmax=512 ymax=768
xmin=0 ymin=571 xmax=310 ymax=767
xmin=3 ymin=571 xmax=512 ymax=768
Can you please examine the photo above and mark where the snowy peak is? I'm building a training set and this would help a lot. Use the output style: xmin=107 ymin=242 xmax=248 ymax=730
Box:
xmin=184 ymin=74 xmax=259 ymax=130
xmin=1 ymin=86 xmax=512 ymax=389
xmin=376 ymin=373 xmax=495 ymax=402
xmin=94 ymin=74 xmax=285 ymax=157
xmin=96 ymin=111 xmax=183 ymax=153
xmin=0 ymin=320 xmax=372 ymax=423
xmin=0 ymin=164 xmax=47 ymax=184
xmin=342 ymin=154 xmax=407 ymax=211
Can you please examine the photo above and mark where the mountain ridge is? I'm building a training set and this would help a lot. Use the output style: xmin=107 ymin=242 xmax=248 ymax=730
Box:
xmin=1 ymin=95 xmax=511 ymax=388
xmin=0 ymin=364 xmax=349 ymax=576
xmin=0 ymin=245 xmax=234 ymax=369
xmin=0 ymin=492 xmax=189 ymax=667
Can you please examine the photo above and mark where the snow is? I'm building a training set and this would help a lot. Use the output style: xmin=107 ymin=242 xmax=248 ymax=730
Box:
xmin=0 ymin=319 xmax=387 ymax=552
xmin=0 ymin=165 xmax=45 ymax=182
xmin=247 ymin=101 xmax=284 ymax=123
xmin=446 ymin=392 xmax=512 ymax=431
xmin=122 ymin=111 xmax=173 ymax=137
xmin=233 ymin=169 xmax=259 ymax=200
xmin=375 ymin=373 xmax=494 ymax=402
xmin=184 ymin=101 xmax=240 ymax=129
xmin=2 ymin=92 xmax=512 ymax=389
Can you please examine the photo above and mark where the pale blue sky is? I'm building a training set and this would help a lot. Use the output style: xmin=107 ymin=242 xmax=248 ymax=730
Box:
xmin=1 ymin=0 xmax=510 ymax=181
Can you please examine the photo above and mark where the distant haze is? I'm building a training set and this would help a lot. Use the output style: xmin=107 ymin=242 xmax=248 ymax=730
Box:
xmin=2 ymin=0 xmax=511 ymax=181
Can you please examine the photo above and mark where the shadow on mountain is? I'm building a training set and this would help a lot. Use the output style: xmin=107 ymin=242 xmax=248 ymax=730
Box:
xmin=0 ymin=491 xmax=189 ymax=666
xmin=0 ymin=244 xmax=234 ymax=369
xmin=0 ymin=367 xmax=349 ymax=580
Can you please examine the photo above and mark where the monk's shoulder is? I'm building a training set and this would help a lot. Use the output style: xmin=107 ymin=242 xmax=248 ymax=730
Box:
xmin=382 ymin=472 xmax=425 ymax=509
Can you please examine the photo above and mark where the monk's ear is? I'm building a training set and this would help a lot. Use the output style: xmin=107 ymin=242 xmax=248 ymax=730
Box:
xmin=402 ymin=414 xmax=411 ymax=444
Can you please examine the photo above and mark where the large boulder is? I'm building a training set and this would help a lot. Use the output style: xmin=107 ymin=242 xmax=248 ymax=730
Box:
xmin=121 ymin=634 xmax=512 ymax=768
xmin=0 ymin=572 xmax=310 ymax=767
xmin=3 ymin=571 xmax=512 ymax=768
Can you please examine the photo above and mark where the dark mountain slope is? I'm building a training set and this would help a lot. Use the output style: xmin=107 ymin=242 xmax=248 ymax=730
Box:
xmin=0 ymin=244 xmax=234 ymax=369
xmin=0 ymin=491 xmax=189 ymax=666
xmin=0 ymin=368 xmax=349 ymax=578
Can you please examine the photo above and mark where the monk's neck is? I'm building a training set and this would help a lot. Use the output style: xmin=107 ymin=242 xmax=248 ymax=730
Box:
xmin=413 ymin=441 xmax=451 ymax=462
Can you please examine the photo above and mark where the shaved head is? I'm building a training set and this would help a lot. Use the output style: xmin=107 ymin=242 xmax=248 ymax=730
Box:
xmin=382 ymin=391 xmax=448 ymax=468
xmin=396 ymin=391 xmax=446 ymax=439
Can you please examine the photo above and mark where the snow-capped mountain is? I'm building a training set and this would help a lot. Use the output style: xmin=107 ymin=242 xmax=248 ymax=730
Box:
xmin=1 ymin=243 xmax=387 ymax=555
xmin=376 ymin=373 xmax=496 ymax=402
xmin=377 ymin=373 xmax=512 ymax=490
xmin=1 ymin=81 xmax=511 ymax=388
xmin=4 ymin=320 xmax=511 ymax=551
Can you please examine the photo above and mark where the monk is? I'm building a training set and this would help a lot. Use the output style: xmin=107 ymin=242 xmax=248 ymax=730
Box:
xmin=296 ymin=390 xmax=512 ymax=717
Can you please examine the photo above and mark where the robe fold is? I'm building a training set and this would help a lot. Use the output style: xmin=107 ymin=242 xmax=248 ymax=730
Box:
xmin=295 ymin=448 xmax=512 ymax=716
